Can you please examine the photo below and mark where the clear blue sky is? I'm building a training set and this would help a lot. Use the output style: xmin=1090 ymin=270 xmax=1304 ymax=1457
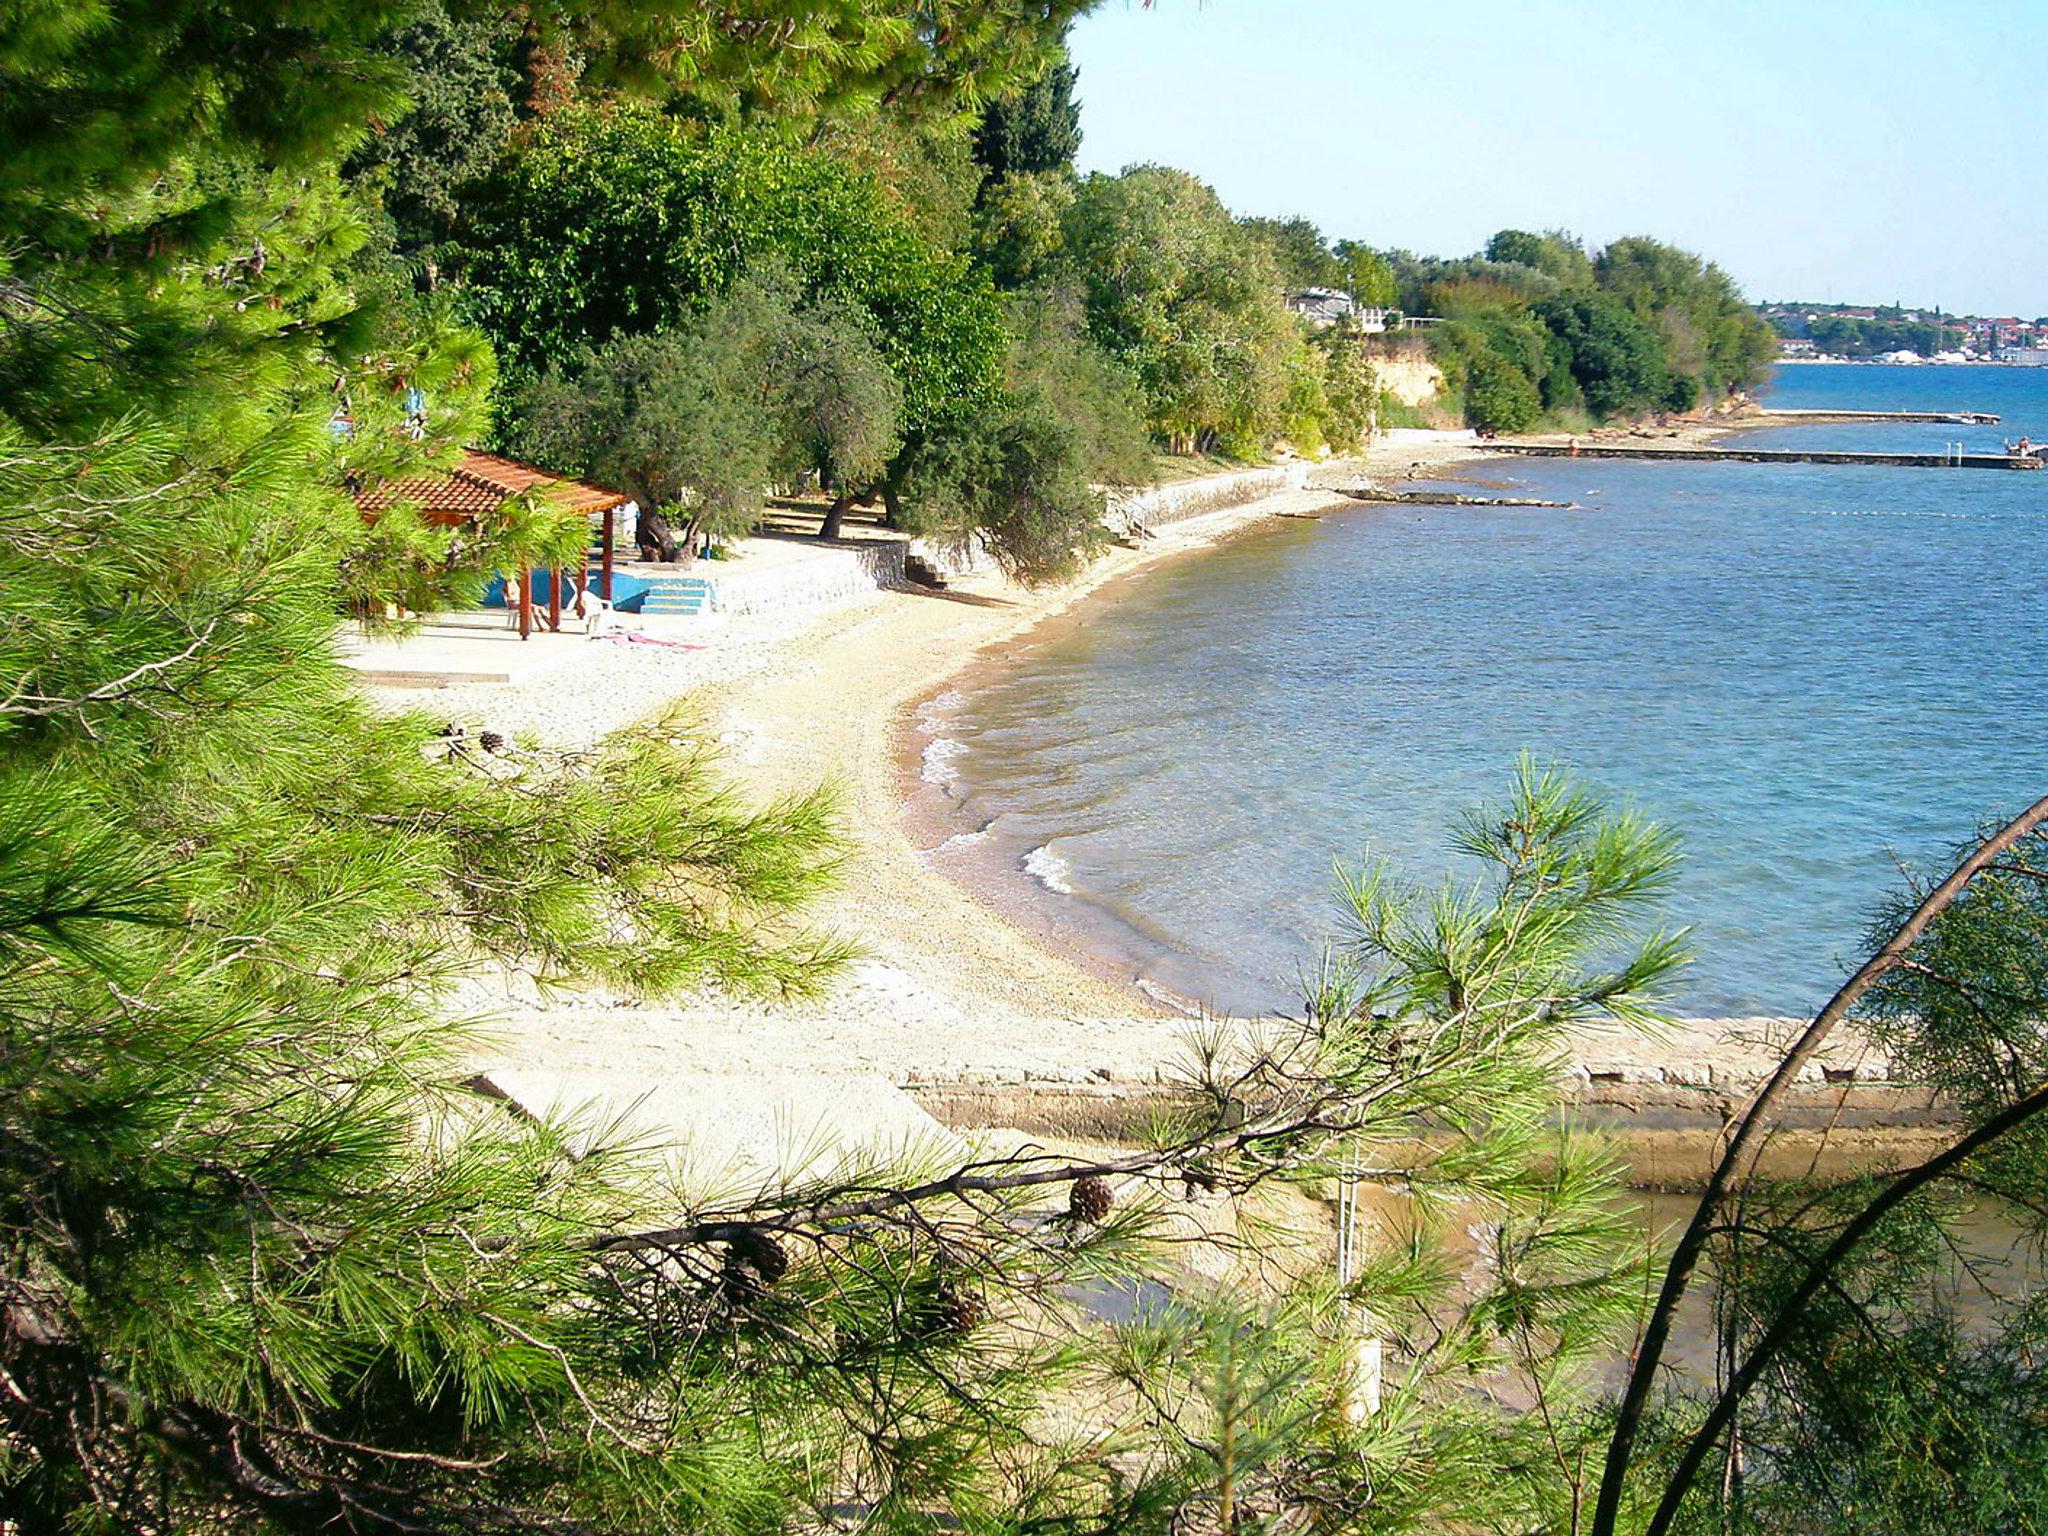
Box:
xmin=1067 ymin=0 xmax=2048 ymax=317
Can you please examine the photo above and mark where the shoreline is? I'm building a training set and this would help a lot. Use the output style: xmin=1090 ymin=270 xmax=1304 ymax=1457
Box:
xmin=883 ymin=416 xmax=1780 ymax=1023
xmin=413 ymin=419 xmax=1936 ymax=1184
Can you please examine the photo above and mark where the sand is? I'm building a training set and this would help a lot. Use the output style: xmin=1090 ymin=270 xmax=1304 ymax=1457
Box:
xmin=367 ymin=429 xmax=1912 ymax=1180
xmin=443 ymin=478 xmax=1368 ymax=1088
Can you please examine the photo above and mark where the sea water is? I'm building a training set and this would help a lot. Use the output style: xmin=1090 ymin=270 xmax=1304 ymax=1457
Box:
xmin=914 ymin=365 xmax=2048 ymax=1018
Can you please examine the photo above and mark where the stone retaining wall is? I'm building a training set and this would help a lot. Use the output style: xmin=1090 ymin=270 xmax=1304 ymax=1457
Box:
xmin=1109 ymin=463 xmax=1312 ymax=533
xmin=902 ymin=1014 xmax=1952 ymax=1187
xmin=706 ymin=539 xmax=906 ymax=617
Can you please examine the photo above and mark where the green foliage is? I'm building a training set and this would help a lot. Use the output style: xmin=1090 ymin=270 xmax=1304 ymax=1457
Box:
xmin=1487 ymin=227 xmax=1596 ymax=290
xmin=1535 ymin=292 xmax=1672 ymax=418
xmin=1005 ymin=285 xmax=1154 ymax=490
xmin=516 ymin=329 xmax=777 ymax=550
xmin=1660 ymin=369 xmax=1702 ymax=413
xmin=818 ymin=113 xmax=985 ymax=255
xmin=1239 ymin=214 xmax=1345 ymax=291
xmin=1432 ymin=307 xmax=1554 ymax=434
xmin=582 ymin=0 xmax=1094 ymax=128
xmin=1398 ymin=229 xmax=1765 ymax=430
xmin=974 ymin=170 xmax=1078 ymax=288
xmin=1063 ymin=166 xmax=1305 ymax=455
xmin=512 ymin=267 xmax=902 ymax=550
xmin=0 ymin=0 xmax=413 ymax=220
xmin=899 ymin=394 xmax=1110 ymax=584
xmin=1315 ymin=330 xmax=1381 ymax=452
xmin=1463 ymin=348 xmax=1544 ymax=433
xmin=1388 ymin=247 xmax=1563 ymax=311
xmin=777 ymin=294 xmax=907 ymax=494
xmin=0 ymin=12 xmax=862 ymax=1524
xmin=972 ymin=51 xmax=1082 ymax=179
xmin=348 ymin=1 xmax=526 ymax=252
xmin=1606 ymin=812 xmax=2048 ymax=1536
xmin=1595 ymin=235 xmax=1776 ymax=394
xmin=460 ymin=107 xmax=1005 ymax=436
xmin=1334 ymin=239 xmax=1400 ymax=309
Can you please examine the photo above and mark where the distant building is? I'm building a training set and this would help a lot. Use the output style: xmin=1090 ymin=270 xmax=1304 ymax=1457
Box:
xmin=1285 ymin=288 xmax=1387 ymax=331
xmin=1778 ymin=337 xmax=1818 ymax=358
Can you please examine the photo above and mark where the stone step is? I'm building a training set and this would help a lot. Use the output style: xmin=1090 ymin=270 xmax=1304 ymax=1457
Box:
xmin=634 ymin=574 xmax=714 ymax=616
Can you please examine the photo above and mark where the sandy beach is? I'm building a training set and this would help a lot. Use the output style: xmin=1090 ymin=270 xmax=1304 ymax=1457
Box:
xmin=365 ymin=423 xmax=1915 ymax=1177
xmin=378 ymin=445 xmax=1465 ymax=1097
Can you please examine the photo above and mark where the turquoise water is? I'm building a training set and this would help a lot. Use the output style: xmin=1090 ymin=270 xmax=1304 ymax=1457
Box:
xmin=915 ymin=366 xmax=2048 ymax=1018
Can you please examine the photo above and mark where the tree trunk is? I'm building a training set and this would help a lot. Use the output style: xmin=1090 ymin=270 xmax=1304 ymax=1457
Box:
xmin=636 ymin=506 xmax=680 ymax=563
xmin=880 ymin=482 xmax=904 ymax=530
xmin=819 ymin=494 xmax=855 ymax=542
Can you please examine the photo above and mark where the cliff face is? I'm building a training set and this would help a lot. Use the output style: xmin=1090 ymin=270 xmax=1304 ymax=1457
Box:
xmin=1370 ymin=353 xmax=1446 ymax=409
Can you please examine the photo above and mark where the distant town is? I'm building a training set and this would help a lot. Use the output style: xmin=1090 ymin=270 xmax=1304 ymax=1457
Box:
xmin=1762 ymin=301 xmax=2048 ymax=364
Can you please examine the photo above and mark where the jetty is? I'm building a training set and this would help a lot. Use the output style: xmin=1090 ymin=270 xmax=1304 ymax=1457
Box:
xmin=1330 ymin=487 xmax=1574 ymax=508
xmin=1755 ymin=407 xmax=2001 ymax=425
xmin=1488 ymin=442 xmax=2040 ymax=471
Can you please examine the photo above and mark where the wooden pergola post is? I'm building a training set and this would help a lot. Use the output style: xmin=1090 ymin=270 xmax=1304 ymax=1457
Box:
xmin=517 ymin=568 xmax=532 ymax=640
xmin=546 ymin=564 xmax=561 ymax=633
xmin=600 ymin=510 xmax=615 ymax=601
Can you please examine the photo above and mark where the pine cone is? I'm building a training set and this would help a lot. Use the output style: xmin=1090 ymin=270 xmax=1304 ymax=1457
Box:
xmin=717 ymin=1229 xmax=789 ymax=1307
xmin=727 ymin=1229 xmax=790 ymax=1285
xmin=1182 ymin=1166 xmax=1219 ymax=1197
xmin=934 ymin=1279 xmax=985 ymax=1336
xmin=479 ymin=729 xmax=506 ymax=753
xmin=1069 ymin=1174 xmax=1114 ymax=1225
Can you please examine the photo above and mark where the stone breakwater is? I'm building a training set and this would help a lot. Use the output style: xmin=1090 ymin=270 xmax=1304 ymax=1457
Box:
xmin=907 ymin=1014 xmax=1953 ymax=1189
xmin=474 ymin=994 xmax=1949 ymax=1194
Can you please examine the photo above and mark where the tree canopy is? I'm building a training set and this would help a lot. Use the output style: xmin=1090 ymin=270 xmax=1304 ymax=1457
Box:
xmin=1063 ymin=166 xmax=1315 ymax=454
xmin=459 ymin=107 xmax=1005 ymax=438
xmin=972 ymin=50 xmax=1082 ymax=180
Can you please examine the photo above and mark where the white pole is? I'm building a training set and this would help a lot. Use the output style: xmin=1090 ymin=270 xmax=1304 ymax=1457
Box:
xmin=1335 ymin=1157 xmax=1382 ymax=1421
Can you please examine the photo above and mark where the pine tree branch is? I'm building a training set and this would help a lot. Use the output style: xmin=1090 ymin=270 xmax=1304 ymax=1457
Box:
xmin=1640 ymin=1073 xmax=2048 ymax=1536
xmin=1590 ymin=792 xmax=2048 ymax=1536
xmin=1 ymin=615 xmax=223 ymax=720
xmin=581 ymin=1086 xmax=1367 ymax=1256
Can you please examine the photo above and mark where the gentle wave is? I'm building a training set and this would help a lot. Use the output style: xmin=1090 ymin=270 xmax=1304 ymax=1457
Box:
xmin=920 ymin=736 xmax=968 ymax=790
xmin=934 ymin=823 xmax=994 ymax=852
xmin=916 ymin=690 xmax=966 ymax=730
xmin=1022 ymin=845 xmax=1076 ymax=894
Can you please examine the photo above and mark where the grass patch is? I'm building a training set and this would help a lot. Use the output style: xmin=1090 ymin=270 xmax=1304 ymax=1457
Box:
xmin=1147 ymin=448 xmax=1266 ymax=483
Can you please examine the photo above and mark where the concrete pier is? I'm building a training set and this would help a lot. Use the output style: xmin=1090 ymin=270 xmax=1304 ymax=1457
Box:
xmin=1489 ymin=442 xmax=2039 ymax=471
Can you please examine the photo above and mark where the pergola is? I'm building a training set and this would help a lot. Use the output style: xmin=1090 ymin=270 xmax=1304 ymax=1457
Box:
xmin=353 ymin=450 xmax=633 ymax=638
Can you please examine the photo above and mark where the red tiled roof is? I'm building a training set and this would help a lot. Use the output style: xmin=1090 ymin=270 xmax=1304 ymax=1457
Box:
xmin=353 ymin=449 xmax=630 ymax=524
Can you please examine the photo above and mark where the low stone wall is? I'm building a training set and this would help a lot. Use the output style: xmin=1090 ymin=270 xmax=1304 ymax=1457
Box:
xmin=1109 ymin=463 xmax=1312 ymax=534
xmin=904 ymin=1014 xmax=1955 ymax=1189
xmin=706 ymin=538 xmax=906 ymax=617
xmin=909 ymin=533 xmax=994 ymax=581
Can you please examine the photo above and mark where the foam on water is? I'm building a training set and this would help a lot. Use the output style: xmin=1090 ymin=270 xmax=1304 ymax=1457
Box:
xmin=919 ymin=736 xmax=968 ymax=791
xmin=1022 ymin=845 xmax=1076 ymax=894
xmin=917 ymin=689 xmax=966 ymax=728
xmin=933 ymin=821 xmax=996 ymax=853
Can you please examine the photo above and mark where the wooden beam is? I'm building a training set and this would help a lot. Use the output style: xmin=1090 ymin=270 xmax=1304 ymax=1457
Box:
xmin=517 ymin=568 xmax=531 ymax=640
xmin=601 ymin=510 xmax=615 ymax=601
xmin=547 ymin=563 xmax=561 ymax=633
